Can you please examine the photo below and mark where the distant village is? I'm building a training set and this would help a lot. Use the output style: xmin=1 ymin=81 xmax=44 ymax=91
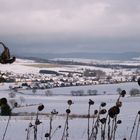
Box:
xmin=0 ymin=66 xmax=139 ymax=90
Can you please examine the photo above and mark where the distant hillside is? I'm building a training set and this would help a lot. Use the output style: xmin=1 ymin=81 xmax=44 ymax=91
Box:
xmin=16 ymin=52 xmax=140 ymax=61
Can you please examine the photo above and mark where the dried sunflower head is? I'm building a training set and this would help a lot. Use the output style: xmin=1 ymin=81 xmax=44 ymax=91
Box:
xmin=108 ymin=106 xmax=120 ymax=118
xmin=66 ymin=109 xmax=71 ymax=114
xmin=101 ymin=102 xmax=106 ymax=107
xmin=116 ymin=101 xmax=122 ymax=108
xmin=100 ymin=109 xmax=107 ymax=115
xmin=120 ymin=90 xmax=126 ymax=97
xmin=38 ymin=104 xmax=44 ymax=111
xmin=35 ymin=119 xmax=42 ymax=125
xmin=67 ymin=100 xmax=73 ymax=106
xmin=45 ymin=133 xmax=50 ymax=138
xmin=138 ymin=77 xmax=140 ymax=86
xmin=58 ymin=125 xmax=61 ymax=128
xmin=117 ymin=120 xmax=122 ymax=124
xmin=29 ymin=123 xmax=33 ymax=128
xmin=0 ymin=98 xmax=7 ymax=105
xmin=51 ymin=109 xmax=58 ymax=115
xmin=94 ymin=110 xmax=98 ymax=115
xmin=100 ymin=118 xmax=106 ymax=124
xmin=89 ymin=99 xmax=94 ymax=105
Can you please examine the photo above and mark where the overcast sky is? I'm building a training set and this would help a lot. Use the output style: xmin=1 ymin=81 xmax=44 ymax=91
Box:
xmin=0 ymin=0 xmax=140 ymax=55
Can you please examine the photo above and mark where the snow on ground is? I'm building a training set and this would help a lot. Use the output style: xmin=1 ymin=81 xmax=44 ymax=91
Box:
xmin=0 ymin=82 xmax=140 ymax=140
xmin=0 ymin=58 xmax=81 ymax=74
xmin=0 ymin=59 xmax=140 ymax=140
xmin=0 ymin=59 xmax=39 ymax=74
xmin=0 ymin=58 xmax=138 ymax=75
xmin=0 ymin=58 xmax=73 ymax=75
xmin=7 ymin=82 xmax=139 ymax=96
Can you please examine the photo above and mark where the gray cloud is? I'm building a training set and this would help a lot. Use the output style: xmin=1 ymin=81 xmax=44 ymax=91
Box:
xmin=0 ymin=0 xmax=140 ymax=55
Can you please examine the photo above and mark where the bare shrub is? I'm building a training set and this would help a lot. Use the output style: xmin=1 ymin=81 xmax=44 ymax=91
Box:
xmin=129 ymin=88 xmax=140 ymax=97
xmin=45 ymin=90 xmax=53 ymax=96
xmin=8 ymin=92 xmax=16 ymax=98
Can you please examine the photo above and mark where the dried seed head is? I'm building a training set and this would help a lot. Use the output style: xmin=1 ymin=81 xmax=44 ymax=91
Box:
xmin=45 ymin=133 xmax=50 ymax=137
xmin=100 ymin=109 xmax=107 ymax=115
xmin=29 ymin=123 xmax=33 ymax=127
xmin=101 ymin=102 xmax=106 ymax=107
xmin=35 ymin=119 xmax=42 ymax=125
xmin=117 ymin=120 xmax=122 ymax=124
xmin=38 ymin=104 xmax=44 ymax=111
xmin=58 ymin=125 xmax=61 ymax=128
xmin=108 ymin=106 xmax=120 ymax=118
xmin=67 ymin=100 xmax=73 ymax=106
xmin=14 ymin=102 xmax=18 ymax=107
xmin=138 ymin=77 xmax=140 ymax=86
xmin=51 ymin=109 xmax=58 ymax=115
xmin=120 ymin=90 xmax=126 ymax=97
xmin=66 ymin=109 xmax=71 ymax=114
xmin=88 ymin=99 xmax=94 ymax=105
xmin=138 ymin=111 xmax=140 ymax=115
xmin=94 ymin=110 xmax=98 ymax=115
xmin=100 ymin=118 xmax=106 ymax=124
xmin=116 ymin=101 xmax=122 ymax=108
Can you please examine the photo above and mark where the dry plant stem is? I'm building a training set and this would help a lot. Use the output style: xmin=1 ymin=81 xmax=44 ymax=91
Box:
xmin=66 ymin=115 xmax=69 ymax=140
xmin=129 ymin=113 xmax=138 ymax=140
xmin=90 ymin=113 xmax=96 ymax=139
xmin=26 ymin=129 xmax=30 ymax=140
xmin=135 ymin=115 xmax=140 ymax=140
xmin=91 ymin=116 xmax=95 ymax=130
xmin=102 ymin=114 xmax=109 ymax=140
xmin=34 ymin=111 xmax=39 ymax=140
xmin=26 ymin=125 xmax=31 ymax=140
xmin=108 ymin=117 xmax=111 ymax=140
xmin=101 ymin=124 xmax=104 ymax=140
xmin=26 ymin=117 xmax=34 ymax=140
xmin=2 ymin=116 xmax=11 ymax=140
xmin=110 ymin=115 xmax=118 ymax=140
xmin=109 ymin=94 xmax=122 ymax=140
xmin=113 ymin=116 xmax=117 ymax=140
xmin=61 ymin=113 xmax=69 ymax=140
xmin=87 ymin=105 xmax=91 ymax=140
xmin=61 ymin=103 xmax=71 ymax=140
xmin=34 ymin=125 xmax=37 ymax=140
xmin=110 ymin=118 xmax=115 ymax=140
xmin=116 ymin=95 xmax=121 ymax=103
xmin=49 ymin=115 xmax=53 ymax=140
xmin=51 ymin=126 xmax=60 ymax=138
xmin=90 ymin=106 xmax=101 ymax=140
xmin=41 ymin=125 xmax=44 ymax=140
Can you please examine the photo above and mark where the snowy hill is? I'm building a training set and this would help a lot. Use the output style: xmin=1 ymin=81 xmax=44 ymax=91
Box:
xmin=0 ymin=58 xmax=140 ymax=140
xmin=0 ymin=58 xmax=39 ymax=74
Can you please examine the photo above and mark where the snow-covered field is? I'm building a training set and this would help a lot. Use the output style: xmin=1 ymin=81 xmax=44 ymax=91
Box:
xmin=0 ymin=59 xmax=140 ymax=140
xmin=0 ymin=82 xmax=140 ymax=140
xmin=52 ymin=57 xmax=140 ymax=66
